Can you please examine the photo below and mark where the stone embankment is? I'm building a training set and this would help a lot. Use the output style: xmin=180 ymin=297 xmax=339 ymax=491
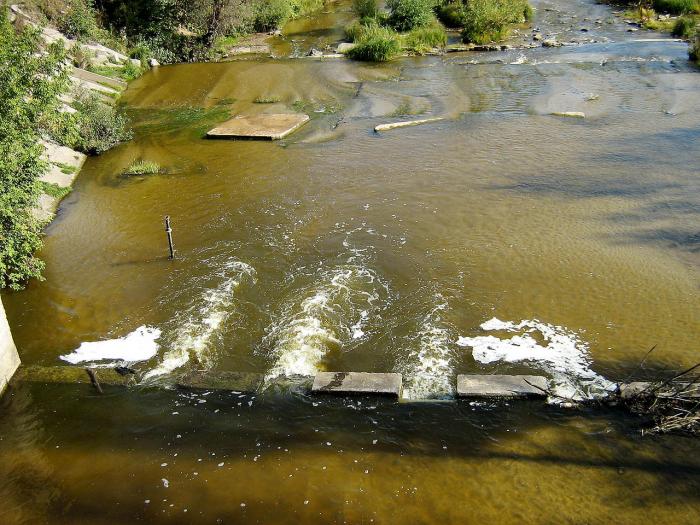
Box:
xmin=10 ymin=4 xmax=133 ymax=222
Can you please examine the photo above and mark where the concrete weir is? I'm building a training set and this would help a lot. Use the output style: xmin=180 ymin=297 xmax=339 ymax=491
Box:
xmin=207 ymin=113 xmax=310 ymax=140
xmin=312 ymin=372 xmax=403 ymax=398
xmin=0 ymin=297 xmax=21 ymax=395
xmin=457 ymin=375 xmax=549 ymax=399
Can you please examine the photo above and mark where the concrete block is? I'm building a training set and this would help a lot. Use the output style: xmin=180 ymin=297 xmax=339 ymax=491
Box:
xmin=12 ymin=365 xmax=136 ymax=386
xmin=0 ymin=298 xmax=20 ymax=396
xmin=312 ymin=372 xmax=402 ymax=397
xmin=207 ymin=113 xmax=310 ymax=140
xmin=457 ymin=374 xmax=549 ymax=399
xmin=177 ymin=371 xmax=264 ymax=392
xmin=72 ymin=67 xmax=127 ymax=91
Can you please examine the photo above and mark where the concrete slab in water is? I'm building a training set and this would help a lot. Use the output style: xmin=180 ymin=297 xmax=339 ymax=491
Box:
xmin=177 ymin=370 xmax=264 ymax=392
xmin=312 ymin=372 xmax=402 ymax=397
xmin=207 ymin=113 xmax=310 ymax=140
xmin=1 ymin=298 xmax=20 ymax=396
xmin=457 ymin=375 xmax=549 ymax=399
xmin=13 ymin=365 xmax=136 ymax=386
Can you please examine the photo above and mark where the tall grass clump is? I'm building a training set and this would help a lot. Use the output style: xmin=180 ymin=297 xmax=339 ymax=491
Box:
xmin=653 ymin=0 xmax=700 ymax=14
xmin=460 ymin=0 xmax=532 ymax=44
xmin=403 ymin=19 xmax=448 ymax=53
xmin=387 ymin=0 xmax=436 ymax=31
xmin=353 ymin=0 xmax=380 ymax=19
xmin=672 ymin=16 xmax=697 ymax=37
xmin=347 ymin=24 xmax=402 ymax=61
xmin=123 ymin=160 xmax=161 ymax=175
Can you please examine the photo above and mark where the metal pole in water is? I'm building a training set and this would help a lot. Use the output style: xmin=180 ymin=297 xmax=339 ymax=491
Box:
xmin=164 ymin=215 xmax=175 ymax=259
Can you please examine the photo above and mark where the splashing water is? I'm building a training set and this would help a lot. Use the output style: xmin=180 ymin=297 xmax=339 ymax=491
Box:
xmin=143 ymin=261 xmax=257 ymax=380
xmin=263 ymin=264 xmax=384 ymax=380
xmin=60 ymin=326 xmax=161 ymax=366
xmin=401 ymin=296 xmax=455 ymax=400
xmin=457 ymin=318 xmax=615 ymax=401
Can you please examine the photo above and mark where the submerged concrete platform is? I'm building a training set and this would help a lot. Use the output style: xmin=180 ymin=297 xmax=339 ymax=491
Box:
xmin=207 ymin=113 xmax=310 ymax=140
xmin=457 ymin=375 xmax=549 ymax=399
xmin=312 ymin=372 xmax=403 ymax=398
xmin=13 ymin=365 xmax=136 ymax=386
xmin=177 ymin=370 xmax=264 ymax=392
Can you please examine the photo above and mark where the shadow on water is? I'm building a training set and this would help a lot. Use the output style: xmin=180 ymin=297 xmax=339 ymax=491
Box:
xmin=2 ymin=377 xmax=700 ymax=523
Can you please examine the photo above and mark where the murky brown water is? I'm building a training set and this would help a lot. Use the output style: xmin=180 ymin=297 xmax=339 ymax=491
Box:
xmin=2 ymin=0 xmax=700 ymax=522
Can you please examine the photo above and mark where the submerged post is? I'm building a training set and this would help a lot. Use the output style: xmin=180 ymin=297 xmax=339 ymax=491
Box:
xmin=164 ymin=216 xmax=175 ymax=259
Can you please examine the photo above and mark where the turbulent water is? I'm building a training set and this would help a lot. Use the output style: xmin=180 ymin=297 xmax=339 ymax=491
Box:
xmin=2 ymin=0 xmax=700 ymax=523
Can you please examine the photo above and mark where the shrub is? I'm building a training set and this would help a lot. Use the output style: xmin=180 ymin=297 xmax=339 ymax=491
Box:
xmin=387 ymin=0 xmax=436 ymax=31
xmin=71 ymin=92 xmax=133 ymax=155
xmin=436 ymin=3 xmax=467 ymax=28
xmin=653 ymin=0 xmax=700 ymax=14
xmin=461 ymin=0 xmax=531 ymax=44
xmin=347 ymin=25 xmax=402 ymax=61
xmin=0 ymin=13 xmax=69 ymax=289
xmin=403 ymin=19 xmax=448 ymax=53
xmin=59 ymin=0 xmax=100 ymax=41
xmin=353 ymin=0 xmax=380 ymax=18
xmin=253 ymin=0 xmax=293 ymax=31
xmin=672 ymin=16 xmax=696 ymax=37
xmin=123 ymin=160 xmax=161 ymax=175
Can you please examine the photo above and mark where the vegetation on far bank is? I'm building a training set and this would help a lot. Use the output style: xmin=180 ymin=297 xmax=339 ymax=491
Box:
xmin=344 ymin=0 xmax=532 ymax=62
xmin=1 ymin=8 xmax=132 ymax=290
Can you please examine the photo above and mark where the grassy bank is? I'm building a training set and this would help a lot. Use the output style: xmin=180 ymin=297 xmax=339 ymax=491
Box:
xmin=345 ymin=0 xmax=448 ymax=61
xmin=344 ymin=0 xmax=532 ymax=61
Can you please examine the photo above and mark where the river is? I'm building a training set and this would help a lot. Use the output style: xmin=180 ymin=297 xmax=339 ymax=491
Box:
xmin=2 ymin=0 xmax=700 ymax=522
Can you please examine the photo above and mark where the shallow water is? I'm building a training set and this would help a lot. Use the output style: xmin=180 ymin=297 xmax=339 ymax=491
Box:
xmin=2 ymin=0 xmax=700 ymax=522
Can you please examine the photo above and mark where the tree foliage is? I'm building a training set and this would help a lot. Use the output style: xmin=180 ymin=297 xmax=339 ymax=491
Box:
xmin=0 ymin=11 xmax=68 ymax=289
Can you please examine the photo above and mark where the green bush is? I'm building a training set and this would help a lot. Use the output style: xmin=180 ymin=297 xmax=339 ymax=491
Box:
xmin=403 ymin=19 xmax=448 ymax=53
xmin=387 ymin=0 xmax=436 ymax=31
xmin=59 ymin=0 xmax=100 ymax=41
xmin=653 ymin=0 xmax=700 ymax=14
xmin=672 ymin=16 xmax=697 ymax=37
xmin=436 ymin=3 xmax=467 ymax=28
xmin=461 ymin=0 xmax=531 ymax=44
xmin=70 ymin=92 xmax=132 ymax=155
xmin=253 ymin=0 xmax=293 ymax=31
xmin=353 ymin=0 xmax=380 ymax=18
xmin=347 ymin=24 xmax=402 ymax=61
xmin=1 ymin=13 xmax=69 ymax=289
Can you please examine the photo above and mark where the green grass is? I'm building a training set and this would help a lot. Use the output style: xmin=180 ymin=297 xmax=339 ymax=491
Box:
xmin=40 ymin=182 xmax=72 ymax=199
xmin=461 ymin=0 xmax=532 ymax=44
xmin=653 ymin=0 xmax=700 ymax=14
xmin=388 ymin=98 xmax=427 ymax=116
xmin=254 ymin=95 xmax=281 ymax=104
xmin=55 ymin=162 xmax=77 ymax=175
xmin=346 ymin=24 xmax=403 ymax=61
xmin=291 ymin=99 xmax=342 ymax=115
xmin=672 ymin=16 xmax=698 ymax=37
xmin=88 ymin=60 xmax=144 ymax=82
xmin=123 ymin=160 xmax=162 ymax=176
xmin=403 ymin=19 xmax=448 ymax=54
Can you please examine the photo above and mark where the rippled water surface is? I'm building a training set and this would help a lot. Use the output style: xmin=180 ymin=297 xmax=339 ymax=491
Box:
xmin=2 ymin=0 xmax=700 ymax=522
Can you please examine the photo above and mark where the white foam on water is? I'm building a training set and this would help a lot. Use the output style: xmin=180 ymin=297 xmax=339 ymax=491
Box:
xmin=60 ymin=326 xmax=161 ymax=365
xmin=144 ymin=261 xmax=256 ymax=380
xmin=457 ymin=317 xmax=615 ymax=401
xmin=264 ymin=265 xmax=383 ymax=380
xmin=401 ymin=297 xmax=455 ymax=400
